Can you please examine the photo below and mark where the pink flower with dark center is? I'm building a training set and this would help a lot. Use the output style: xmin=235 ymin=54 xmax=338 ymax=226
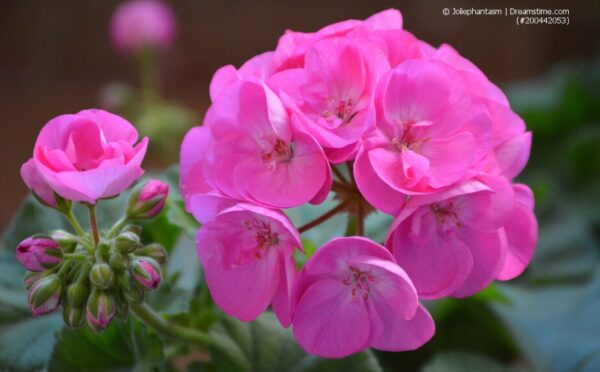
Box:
xmin=195 ymin=203 xmax=301 ymax=326
xmin=182 ymin=79 xmax=330 ymax=209
xmin=16 ymin=237 xmax=62 ymax=272
xmin=291 ymin=237 xmax=434 ymax=358
xmin=24 ymin=109 xmax=148 ymax=204
xmin=270 ymin=37 xmax=389 ymax=162
xmin=355 ymin=59 xmax=494 ymax=215
xmin=385 ymin=175 xmax=515 ymax=299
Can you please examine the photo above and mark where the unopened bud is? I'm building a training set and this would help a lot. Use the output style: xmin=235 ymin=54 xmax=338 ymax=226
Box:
xmin=63 ymin=302 xmax=85 ymax=328
xmin=28 ymin=274 xmax=61 ymax=316
xmin=124 ymin=283 xmax=144 ymax=304
xmin=138 ymin=243 xmax=167 ymax=265
xmin=90 ymin=263 xmax=114 ymax=290
xmin=23 ymin=271 xmax=43 ymax=289
xmin=115 ymin=231 xmax=141 ymax=254
xmin=67 ymin=281 xmax=89 ymax=307
xmin=126 ymin=179 xmax=169 ymax=219
xmin=131 ymin=257 xmax=161 ymax=289
xmin=122 ymin=224 xmax=142 ymax=236
xmin=109 ymin=251 xmax=129 ymax=271
xmin=86 ymin=290 xmax=115 ymax=332
xmin=50 ymin=230 xmax=78 ymax=253
xmin=16 ymin=236 xmax=62 ymax=271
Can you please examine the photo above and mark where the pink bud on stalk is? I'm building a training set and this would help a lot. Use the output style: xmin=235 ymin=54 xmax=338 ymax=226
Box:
xmin=131 ymin=257 xmax=161 ymax=289
xmin=28 ymin=274 xmax=62 ymax=316
xmin=16 ymin=237 xmax=62 ymax=272
xmin=127 ymin=179 xmax=169 ymax=219
xmin=109 ymin=0 xmax=177 ymax=54
xmin=86 ymin=290 xmax=116 ymax=332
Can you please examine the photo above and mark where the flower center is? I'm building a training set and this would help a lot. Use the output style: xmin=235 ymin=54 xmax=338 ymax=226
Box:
xmin=322 ymin=98 xmax=358 ymax=126
xmin=341 ymin=265 xmax=375 ymax=301
xmin=430 ymin=202 xmax=461 ymax=232
xmin=243 ymin=219 xmax=280 ymax=259
xmin=261 ymin=139 xmax=293 ymax=169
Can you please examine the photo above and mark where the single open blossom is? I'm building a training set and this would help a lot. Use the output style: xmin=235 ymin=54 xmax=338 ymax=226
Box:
xmin=16 ymin=237 xmax=62 ymax=271
xmin=355 ymin=59 xmax=493 ymax=215
xmin=270 ymin=37 xmax=389 ymax=162
xmin=386 ymin=175 xmax=515 ymax=299
xmin=195 ymin=203 xmax=301 ymax=325
xmin=109 ymin=0 xmax=177 ymax=54
xmin=292 ymin=237 xmax=434 ymax=358
xmin=24 ymin=109 xmax=148 ymax=204
xmin=182 ymin=78 xmax=330 ymax=209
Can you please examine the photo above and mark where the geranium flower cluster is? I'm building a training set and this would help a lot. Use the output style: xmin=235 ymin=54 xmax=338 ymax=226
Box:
xmin=181 ymin=9 xmax=538 ymax=358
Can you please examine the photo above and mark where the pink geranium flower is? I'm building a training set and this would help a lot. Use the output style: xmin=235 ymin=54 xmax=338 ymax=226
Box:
xmin=385 ymin=175 xmax=515 ymax=299
xmin=24 ymin=109 xmax=148 ymax=204
xmin=184 ymin=78 xmax=330 ymax=209
xmin=292 ymin=237 xmax=434 ymax=358
xmin=196 ymin=203 xmax=300 ymax=325
xmin=355 ymin=59 xmax=493 ymax=215
xmin=270 ymin=37 xmax=389 ymax=162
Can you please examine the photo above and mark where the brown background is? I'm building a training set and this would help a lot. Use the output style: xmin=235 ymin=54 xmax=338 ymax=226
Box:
xmin=1 ymin=0 xmax=599 ymax=230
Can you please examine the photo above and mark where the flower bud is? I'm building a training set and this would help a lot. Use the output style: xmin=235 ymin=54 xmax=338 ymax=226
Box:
xmin=90 ymin=263 xmax=114 ymax=290
xmin=138 ymin=243 xmax=167 ymax=265
xmin=131 ymin=257 xmax=161 ymax=289
xmin=28 ymin=274 xmax=62 ymax=316
xmin=115 ymin=231 xmax=141 ymax=254
xmin=123 ymin=224 xmax=143 ymax=236
xmin=50 ymin=230 xmax=78 ymax=253
xmin=109 ymin=251 xmax=129 ymax=271
xmin=16 ymin=236 xmax=62 ymax=271
xmin=67 ymin=281 xmax=89 ymax=307
xmin=124 ymin=283 xmax=145 ymax=304
xmin=127 ymin=179 xmax=169 ymax=219
xmin=63 ymin=302 xmax=85 ymax=328
xmin=23 ymin=271 xmax=43 ymax=289
xmin=113 ymin=291 xmax=129 ymax=321
xmin=86 ymin=290 xmax=115 ymax=332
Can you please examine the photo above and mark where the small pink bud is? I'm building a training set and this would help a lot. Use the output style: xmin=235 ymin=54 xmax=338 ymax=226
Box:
xmin=109 ymin=0 xmax=177 ymax=54
xmin=16 ymin=237 xmax=62 ymax=272
xmin=86 ymin=290 xmax=115 ymax=332
xmin=28 ymin=274 xmax=62 ymax=317
xmin=127 ymin=180 xmax=169 ymax=219
xmin=131 ymin=257 xmax=161 ymax=289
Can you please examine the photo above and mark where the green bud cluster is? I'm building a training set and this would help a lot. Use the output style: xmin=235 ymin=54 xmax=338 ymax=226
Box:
xmin=23 ymin=224 xmax=167 ymax=332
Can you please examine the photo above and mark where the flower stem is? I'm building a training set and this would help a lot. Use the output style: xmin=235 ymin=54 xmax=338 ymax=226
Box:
xmin=332 ymin=166 xmax=351 ymax=186
xmin=357 ymin=201 xmax=365 ymax=236
xmin=87 ymin=204 xmax=100 ymax=247
xmin=130 ymin=303 xmax=211 ymax=346
xmin=298 ymin=201 xmax=349 ymax=234
xmin=64 ymin=209 xmax=86 ymax=237
xmin=107 ymin=217 xmax=128 ymax=239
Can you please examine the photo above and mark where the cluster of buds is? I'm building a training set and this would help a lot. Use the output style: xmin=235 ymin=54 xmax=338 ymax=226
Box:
xmin=17 ymin=179 xmax=169 ymax=331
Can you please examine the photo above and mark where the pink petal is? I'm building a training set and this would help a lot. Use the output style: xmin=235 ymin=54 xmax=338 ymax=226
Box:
xmin=369 ymin=147 xmax=430 ymax=192
xmin=369 ymin=305 xmax=435 ymax=352
xmin=292 ymin=278 xmax=371 ymax=358
xmin=210 ymin=65 xmax=240 ymax=101
xmin=495 ymin=132 xmax=532 ymax=180
xmin=271 ymin=254 xmax=298 ymax=327
xmin=419 ymin=132 xmax=475 ymax=188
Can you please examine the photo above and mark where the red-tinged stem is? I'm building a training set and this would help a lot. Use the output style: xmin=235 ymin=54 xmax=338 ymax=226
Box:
xmin=357 ymin=201 xmax=365 ymax=236
xmin=298 ymin=201 xmax=350 ymax=233
xmin=87 ymin=204 xmax=100 ymax=247
xmin=332 ymin=166 xmax=351 ymax=186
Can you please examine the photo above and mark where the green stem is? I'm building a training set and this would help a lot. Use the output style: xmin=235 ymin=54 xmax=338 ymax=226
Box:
xmin=63 ymin=253 xmax=88 ymax=260
xmin=64 ymin=209 xmax=86 ymax=237
xmin=357 ymin=201 xmax=365 ymax=236
xmin=298 ymin=201 xmax=349 ymax=234
xmin=107 ymin=217 xmax=128 ymax=239
xmin=87 ymin=205 xmax=100 ymax=247
xmin=130 ymin=303 xmax=211 ymax=346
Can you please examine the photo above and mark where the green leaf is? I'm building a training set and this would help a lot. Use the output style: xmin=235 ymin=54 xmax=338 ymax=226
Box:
xmin=208 ymin=312 xmax=383 ymax=372
xmin=48 ymin=319 xmax=164 ymax=371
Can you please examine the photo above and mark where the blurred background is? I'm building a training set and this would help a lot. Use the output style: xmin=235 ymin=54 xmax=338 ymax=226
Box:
xmin=1 ymin=0 xmax=599 ymax=229
xmin=2 ymin=1 xmax=600 ymax=371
